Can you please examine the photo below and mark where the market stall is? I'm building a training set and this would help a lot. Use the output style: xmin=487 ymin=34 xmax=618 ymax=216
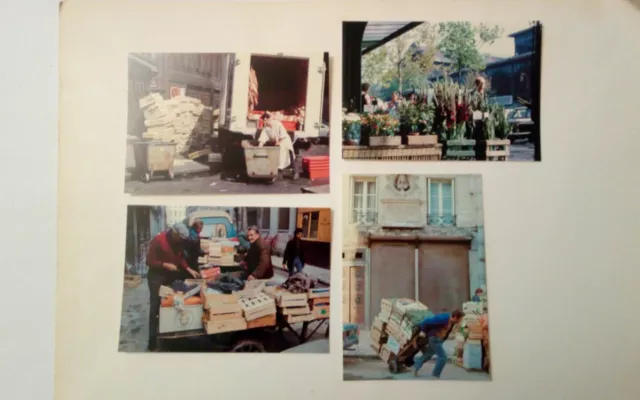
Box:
xmin=156 ymin=251 xmax=330 ymax=352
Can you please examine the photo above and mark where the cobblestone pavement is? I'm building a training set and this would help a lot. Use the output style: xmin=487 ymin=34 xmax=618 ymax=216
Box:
xmin=343 ymin=357 xmax=490 ymax=381
xmin=125 ymin=145 xmax=329 ymax=195
xmin=118 ymin=267 xmax=328 ymax=353
xmin=508 ymin=140 xmax=535 ymax=161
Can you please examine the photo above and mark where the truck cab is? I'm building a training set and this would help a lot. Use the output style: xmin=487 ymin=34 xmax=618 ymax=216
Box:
xmin=186 ymin=210 xmax=238 ymax=241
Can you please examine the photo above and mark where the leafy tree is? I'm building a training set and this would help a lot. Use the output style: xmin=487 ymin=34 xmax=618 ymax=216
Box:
xmin=437 ymin=22 xmax=503 ymax=75
xmin=361 ymin=22 xmax=439 ymax=98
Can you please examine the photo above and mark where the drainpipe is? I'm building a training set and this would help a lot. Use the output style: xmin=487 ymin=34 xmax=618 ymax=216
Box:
xmin=414 ymin=240 xmax=420 ymax=301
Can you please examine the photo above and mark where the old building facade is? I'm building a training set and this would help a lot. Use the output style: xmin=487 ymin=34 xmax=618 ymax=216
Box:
xmin=342 ymin=174 xmax=486 ymax=327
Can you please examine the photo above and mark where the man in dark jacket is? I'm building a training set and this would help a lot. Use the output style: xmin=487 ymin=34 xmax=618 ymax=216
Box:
xmin=413 ymin=310 xmax=464 ymax=379
xmin=244 ymin=226 xmax=274 ymax=280
xmin=145 ymin=223 xmax=200 ymax=351
xmin=183 ymin=219 xmax=207 ymax=275
xmin=283 ymin=228 xmax=305 ymax=276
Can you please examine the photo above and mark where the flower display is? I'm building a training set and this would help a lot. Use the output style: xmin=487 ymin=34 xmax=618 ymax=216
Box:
xmin=361 ymin=111 xmax=400 ymax=137
xmin=342 ymin=110 xmax=363 ymax=143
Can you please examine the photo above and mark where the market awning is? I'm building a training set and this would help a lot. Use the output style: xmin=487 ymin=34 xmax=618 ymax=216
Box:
xmin=128 ymin=53 xmax=158 ymax=73
xmin=361 ymin=21 xmax=424 ymax=55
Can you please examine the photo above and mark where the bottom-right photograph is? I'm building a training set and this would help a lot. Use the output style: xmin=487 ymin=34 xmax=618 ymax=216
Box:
xmin=342 ymin=174 xmax=490 ymax=381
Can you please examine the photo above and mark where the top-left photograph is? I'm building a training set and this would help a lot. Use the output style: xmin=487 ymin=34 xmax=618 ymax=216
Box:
xmin=125 ymin=53 xmax=331 ymax=195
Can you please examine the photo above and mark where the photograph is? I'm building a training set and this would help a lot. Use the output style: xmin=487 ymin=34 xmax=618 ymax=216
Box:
xmin=342 ymin=21 xmax=542 ymax=161
xmin=341 ymin=174 xmax=490 ymax=381
xmin=125 ymin=52 xmax=331 ymax=195
xmin=119 ymin=206 xmax=332 ymax=353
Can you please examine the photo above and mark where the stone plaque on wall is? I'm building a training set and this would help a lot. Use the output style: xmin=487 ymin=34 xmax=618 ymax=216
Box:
xmin=378 ymin=174 xmax=426 ymax=227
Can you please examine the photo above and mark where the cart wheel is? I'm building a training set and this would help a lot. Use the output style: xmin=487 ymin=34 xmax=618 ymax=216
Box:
xmin=230 ymin=339 xmax=266 ymax=353
xmin=143 ymin=172 xmax=151 ymax=183
xmin=388 ymin=359 xmax=400 ymax=374
xmin=167 ymin=169 xmax=175 ymax=180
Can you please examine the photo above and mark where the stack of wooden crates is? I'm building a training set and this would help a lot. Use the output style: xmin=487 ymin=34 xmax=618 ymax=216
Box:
xmin=266 ymin=286 xmax=330 ymax=324
xmin=201 ymin=280 xmax=277 ymax=334
xmin=370 ymin=298 xmax=429 ymax=362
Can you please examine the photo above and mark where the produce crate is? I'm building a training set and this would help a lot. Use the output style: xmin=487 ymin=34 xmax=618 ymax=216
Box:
xmin=486 ymin=139 xmax=510 ymax=161
xmin=308 ymin=287 xmax=330 ymax=299
xmin=239 ymin=294 xmax=276 ymax=321
xmin=342 ymin=145 xmax=441 ymax=161
xmin=302 ymin=156 xmax=329 ymax=180
xmin=407 ymin=134 xmax=438 ymax=146
xmin=446 ymin=140 xmax=476 ymax=160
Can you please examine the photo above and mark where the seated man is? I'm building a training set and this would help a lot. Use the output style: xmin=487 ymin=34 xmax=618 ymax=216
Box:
xmin=243 ymin=226 xmax=274 ymax=280
xmin=258 ymin=112 xmax=299 ymax=180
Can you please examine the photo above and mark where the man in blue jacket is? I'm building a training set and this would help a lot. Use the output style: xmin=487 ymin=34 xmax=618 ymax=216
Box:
xmin=413 ymin=309 xmax=464 ymax=379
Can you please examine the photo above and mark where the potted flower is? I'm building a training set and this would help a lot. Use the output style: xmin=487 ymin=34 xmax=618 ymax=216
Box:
xmin=342 ymin=108 xmax=362 ymax=145
xmin=433 ymin=79 xmax=475 ymax=159
xmin=363 ymin=110 xmax=401 ymax=147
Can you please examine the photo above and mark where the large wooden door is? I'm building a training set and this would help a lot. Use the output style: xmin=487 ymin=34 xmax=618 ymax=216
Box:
xmin=369 ymin=242 xmax=415 ymax=320
xmin=418 ymin=241 xmax=470 ymax=313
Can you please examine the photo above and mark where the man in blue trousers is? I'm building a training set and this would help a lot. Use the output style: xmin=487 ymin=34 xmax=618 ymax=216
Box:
xmin=413 ymin=309 xmax=464 ymax=379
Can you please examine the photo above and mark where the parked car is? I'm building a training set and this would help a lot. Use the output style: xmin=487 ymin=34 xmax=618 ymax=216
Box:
xmin=186 ymin=210 xmax=239 ymax=242
xmin=507 ymin=107 xmax=534 ymax=142
xmin=343 ymin=323 xmax=360 ymax=350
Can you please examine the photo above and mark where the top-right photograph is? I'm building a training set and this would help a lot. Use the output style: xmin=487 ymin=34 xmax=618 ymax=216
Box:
xmin=342 ymin=21 xmax=542 ymax=162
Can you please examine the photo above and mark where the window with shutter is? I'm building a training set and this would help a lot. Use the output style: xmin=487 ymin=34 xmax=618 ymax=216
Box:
xmin=352 ymin=178 xmax=377 ymax=224
xmin=428 ymin=179 xmax=455 ymax=226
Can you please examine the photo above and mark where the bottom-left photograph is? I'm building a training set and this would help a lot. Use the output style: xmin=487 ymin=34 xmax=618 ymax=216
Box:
xmin=119 ymin=205 xmax=332 ymax=354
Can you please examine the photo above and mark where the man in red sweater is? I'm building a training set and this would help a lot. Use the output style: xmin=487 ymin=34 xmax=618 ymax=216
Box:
xmin=146 ymin=223 xmax=200 ymax=351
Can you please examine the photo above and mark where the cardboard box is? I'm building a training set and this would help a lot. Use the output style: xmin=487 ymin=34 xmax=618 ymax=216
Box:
xmin=203 ymin=292 xmax=237 ymax=308
xmin=463 ymin=340 xmax=483 ymax=370
xmin=159 ymin=305 xmax=204 ymax=334
xmin=204 ymin=318 xmax=247 ymax=334
xmin=381 ymin=298 xmax=395 ymax=315
xmin=378 ymin=310 xmax=391 ymax=323
xmin=385 ymin=335 xmax=402 ymax=354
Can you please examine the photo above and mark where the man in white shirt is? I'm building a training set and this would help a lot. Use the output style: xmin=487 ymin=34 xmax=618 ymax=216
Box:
xmin=257 ymin=112 xmax=299 ymax=180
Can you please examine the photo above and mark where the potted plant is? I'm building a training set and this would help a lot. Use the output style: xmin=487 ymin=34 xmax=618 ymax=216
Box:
xmin=363 ymin=110 xmax=401 ymax=147
xmin=342 ymin=108 xmax=362 ymax=146
xmin=433 ymin=79 xmax=475 ymax=159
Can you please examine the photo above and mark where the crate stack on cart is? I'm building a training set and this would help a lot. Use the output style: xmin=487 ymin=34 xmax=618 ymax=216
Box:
xmin=201 ymin=280 xmax=277 ymax=334
xmin=370 ymin=298 xmax=432 ymax=363
xmin=265 ymin=286 xmax=331 ymax=323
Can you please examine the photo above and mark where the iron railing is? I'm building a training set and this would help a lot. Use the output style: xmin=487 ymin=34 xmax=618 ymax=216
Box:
xmin=427 ymin=214 xmax=456 ymax=226
xmin=352 ymin=210 xmax=378 ymax=225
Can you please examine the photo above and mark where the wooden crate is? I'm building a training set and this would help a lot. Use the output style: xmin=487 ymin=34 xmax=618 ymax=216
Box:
xmin=124 ymin=274 xmax=142 ymax=288
xmin=233 ymin=280 xmax=266 ymax=299
xmin=407 ymin=134 xmax=438 ymax=146
xmin=239 ymin=294 xmax=276 ymax=321
xmin=207 ymin=311 xmax=243 ymax=322
xmin=311 ymin=297 xmax=330 ymax=306
xmin=312 ymin=305 xmax=330 ymax=319
xmin=277 ymin=291 xmax=308 ymax=307
xmin=372 ymin=316 xmax=387 ymax=332
xmin=204 ymin=318 xmax=247 ymax=334
xmin=246 ymin=313 xmax=277 ymax=329
xmin=369 ymin=135 xmax=401 ymax=147
xmin=280 ymin=305 xmax=311 ymax=315
xmin=486 ymin=139 xmax=510 ymax=161
xmin=202 ymin=293 xmax=237 ymax=308
xmin=342 ymin=145 xmax=441 ymax=161
xmin=446 ymin=140 xmax=476 ymax=160
xmin=308 ymin=287 xmax=330 ymax=299
xmin=286 ymin=313 xmax=315 ymax=323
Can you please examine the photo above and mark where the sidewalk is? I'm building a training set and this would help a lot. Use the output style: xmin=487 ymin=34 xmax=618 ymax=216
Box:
xmin=270 ymin=255 xmax=331 ymax=286
xmin=344 ymin=329 xmax=457 ymax=359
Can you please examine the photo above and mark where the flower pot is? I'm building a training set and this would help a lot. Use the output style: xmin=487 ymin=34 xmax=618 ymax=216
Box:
xmin=369 ymin=135 xmax=401 ymax=147
xmin=408 ymin=134 xmax=439 ymax=146
xmin=343 ymin=123 xmax=361 ymax=145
